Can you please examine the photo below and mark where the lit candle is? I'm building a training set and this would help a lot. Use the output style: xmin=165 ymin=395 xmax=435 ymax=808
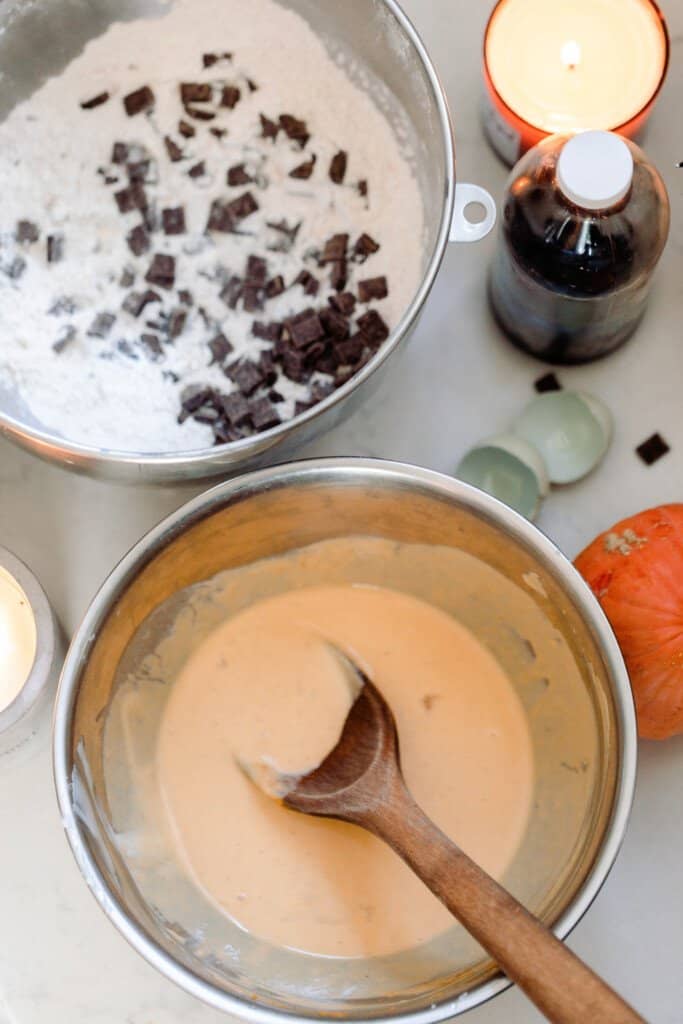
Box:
xmin=483 ymin=0 xmax=669 ymax=164
xmin=0 ymin=548 xmax=64 ymax=760
xmin=0 ymin=565 xmax=36 ymax=712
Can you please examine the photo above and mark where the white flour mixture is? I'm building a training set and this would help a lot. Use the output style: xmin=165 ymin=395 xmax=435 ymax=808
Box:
xmin=0 ymin=0 xmax=423 ymax=453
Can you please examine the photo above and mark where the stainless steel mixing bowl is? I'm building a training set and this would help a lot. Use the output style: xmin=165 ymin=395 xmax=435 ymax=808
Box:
xmin=0 ymin=0 xmax=495 ymax=484
xmin=53 ymin=458 xmax=637 ymax=1022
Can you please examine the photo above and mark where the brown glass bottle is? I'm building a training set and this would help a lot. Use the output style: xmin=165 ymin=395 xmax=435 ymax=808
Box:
xmin=489 ymin=132 xmax=670 ymax=364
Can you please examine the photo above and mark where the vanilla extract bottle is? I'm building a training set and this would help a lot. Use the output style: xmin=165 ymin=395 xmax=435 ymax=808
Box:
xmin=489 ymin=131 xmax=670 ymax=364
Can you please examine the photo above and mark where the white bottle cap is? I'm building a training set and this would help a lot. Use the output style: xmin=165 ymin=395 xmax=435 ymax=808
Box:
xmin=557 ymin=131 xmax=634 ymax=211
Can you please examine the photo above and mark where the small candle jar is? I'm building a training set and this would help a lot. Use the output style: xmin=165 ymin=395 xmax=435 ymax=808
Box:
xmin=483 ymin=0 xmax=669 ymax=165
xmin=0 ymin=547 xmax=64 ymax=760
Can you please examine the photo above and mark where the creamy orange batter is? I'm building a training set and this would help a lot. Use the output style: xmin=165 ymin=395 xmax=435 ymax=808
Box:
xmin=157 ymin=584 xmax=534 ymax=958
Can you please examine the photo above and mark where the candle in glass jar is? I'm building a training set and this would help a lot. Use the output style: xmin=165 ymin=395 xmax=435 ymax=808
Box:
xmin=483 ymin=0 xmax=669 ymax=165
xmin=0 ymin=565 xmax=37 ymax=712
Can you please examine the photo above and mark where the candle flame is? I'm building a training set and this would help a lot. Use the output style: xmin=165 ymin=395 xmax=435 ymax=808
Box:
xmin=561 ymin=40 xmax=582 ymax=70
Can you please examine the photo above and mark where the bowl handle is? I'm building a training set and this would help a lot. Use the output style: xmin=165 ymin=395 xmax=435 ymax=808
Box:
xmin=449 ymin=183 xmax=497 ymax=243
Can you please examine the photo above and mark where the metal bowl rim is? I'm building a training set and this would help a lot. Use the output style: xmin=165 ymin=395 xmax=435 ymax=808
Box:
xmin=53 ymin=456 xmax=637 ymax=1023
xmin=0 ymin=0 xmax=456 ymax=476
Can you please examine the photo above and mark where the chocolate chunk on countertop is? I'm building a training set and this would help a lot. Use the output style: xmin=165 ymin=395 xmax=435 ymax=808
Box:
xmin=178 ymin=120 xmax=196 ymax=138
xmin=16 ymin=220 xmax=40 ymax=243
xmin=164 ymin=136 xmax=184 ymax=162
xmin=46 ymin=234 xmax=65 ymax=263
xmin=115 ymin=182 xmax=147 ymax=214
xmin=228 ymin=164 xmax=254 ymax=186
xmin=279 ymin=114 xmax=309 ymax=148
xmin=260 ymin=114 xmax=279 ymax=140
xmin=290 ymin=155 xmax=316 ymax=180
xmin=208 ymin=333 xmax=234 ymax=365
xmin=221 ymin=86 xmax=241 ymax=109
xmin=534 ymin=372 xmax=562 ymax=394
xmin=87 ymin=312 xmax=116 ymax=338
xmin=321 ymin=233 xmax=349 ymax=264
xmin=354 ymin=232 xmax=380 ymax=261
xmin=636 ymin=433 xmax=671 ymax=466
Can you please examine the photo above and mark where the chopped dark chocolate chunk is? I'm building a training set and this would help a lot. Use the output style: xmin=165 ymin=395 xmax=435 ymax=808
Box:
xmin=258 ymin=350 xmax=277 ymax=386
xmin=354 ymin=232 xmax=380 ymax=261
xmin=357 ymin=179 xmax=368 ymax=198
xmin=122 ymin=289 xmax=160 ymax=317
xmin=321 ymin=233 xmax=349 ymax=264
xmin=208 ymin=128 xmax=226 ymax=142
xmin=53 ymin=325 xmax=76 ymax=354
xmin=120 ymin=266 xmax=136 ymax=288
xmin=329 ymin=150 xmax=348 ymax=184
xmin=246 ymin=255 xmax=267 ymax=284
xmin=330 ymin=291 xmax=356 ymax=315
xmin=357 ymin=309 xmax=389 ymax=345
xmin=227 ymin=163 xmax=254 ymax=186
xmin=221 ymin=85 xmax=241 ymax=109
xmin=140 ymin=333 xmax=164 ymax=359
xmin=203 ymin=52 xmax=231 ymax=67
xmin=16 ymin=220 xmax=40 ymax=243
xmin=247 ymin=78 xmax=259 ymax=93
xmin=123 ymin=85 xmax=155 ymax=117
xmin=145 ymin=253 xmax=176 ymax=290
xmin=636 ymin=433 xmax=670 ymax=466
xmin=46 ymin=234 xmax=65 ymax=263
xmin=320 ymin=307 xmax=349 ymax=340
xmin=178 ymin=119 xmax=196 ymax=138
xmin=290 ymin=155 xmax=316 ymax=180
xmin=164 ymin=136 xmax=184 ymax=162
xmin=162 ymin=206 xmax=186 ymax=235
xmin=269 ymin=389 xmax=285 ymax=404
xmin=114 ymin=182 xmax=147 ymax=214
xmin=48 ymin=296 xmax=77 ymax=316
xmin=180 ymin=82 xmax=213 ymax=104
xmin=87 ymin=312 xmax=116 ymax=338
xmin=194 ymin=404 xmax=221 ymax=424
xmin=311 ymin=379 xmax=335 ymax=403
xmin=220 ymin=275 xmax=243 ymax=309
xmin=295 ymin=269 xmax=319 ymax=296
xmin=126 ymin=224 xmax=150 ymax=256
xmin=142 ymin=203 xmax=159 ymax=233
xmin=260 ymin=114 xmax=280 ymax=140
xmin=208 ymin=333 xmax=233 ymax=364
xmin=249 ymin=397 xmax=280 ymax=431
xmin=80 ymin=91 xmax=110 ymax=110
xmin=184 ymin=105 xmax=216 ymax=121
xmin=220 ymin=391 xmax=251 ymax=426
xmin=180 ymin=384 xmax=214 ymax=417
xmin=358 ymin=276 xmax=388 ymax=302
xmin=163 ymin=308 xmax=185 ymax=339
xmin=188 ymin=161 xmax=206 ymax=179
xmin=178 ymin=288 xmax=194 ymax=306
xmin=229 ymin=360 xmax=264 ymax=396
xmin=286 ymin=308 xmax=325 ymax=349
xmin=334 ymin=335 xmax=364 ymax=365
xmin=282 ymin=346 xmax=310 ymax=383
xmin=111 ymin=142 xmax=129 ymax=164
xmin=3 ymin=256 xmax=26 ymax=279
xmin=126 ymin=159 xmax=152 ymax=184
xmin=534 ymin=372 xmax=562 ymax=394
xmin=242 ymin=285 xmax=264 ymax=313
xmin=206 ymin=191 xmax=259 ymax=232
xmin=266 ymin=275 xmax=285 ymax=299
xmin=253 ymin=321 xmax=283 ymax=342
xmin=279 ymin=114 xmax=309 ymax=148
xmin=117 ymin=339 xmax=139 ymax=360
xmin=330 ymin=260 xmax=348 ymax=293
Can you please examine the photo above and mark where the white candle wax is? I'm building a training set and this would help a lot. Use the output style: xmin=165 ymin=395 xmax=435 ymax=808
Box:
xmin=486 ymin=0 xmax=667 ymax=134
xmin=0 ymin=565 xmax=37 ymax=712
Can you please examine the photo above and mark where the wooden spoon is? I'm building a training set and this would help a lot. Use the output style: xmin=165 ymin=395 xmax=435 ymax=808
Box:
xmin=246 ymin=663 xmax=646 ymax=1024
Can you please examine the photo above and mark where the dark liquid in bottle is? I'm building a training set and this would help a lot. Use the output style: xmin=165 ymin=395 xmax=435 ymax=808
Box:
xmin=490 ymin=143 xmax=669 ymax=365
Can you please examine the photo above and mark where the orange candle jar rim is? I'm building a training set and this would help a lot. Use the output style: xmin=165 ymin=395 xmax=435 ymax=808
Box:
xmin=483 ymin=0 xmax=670 ymax=136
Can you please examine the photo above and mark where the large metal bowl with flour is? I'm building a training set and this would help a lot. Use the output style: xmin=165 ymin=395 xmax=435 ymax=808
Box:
xmin=0 ymin=0 xmax=494 ymax=484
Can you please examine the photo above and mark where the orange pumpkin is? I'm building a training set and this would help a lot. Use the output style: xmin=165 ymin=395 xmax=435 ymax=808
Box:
xmin=575 ymin=504 xmax=683 ymax=740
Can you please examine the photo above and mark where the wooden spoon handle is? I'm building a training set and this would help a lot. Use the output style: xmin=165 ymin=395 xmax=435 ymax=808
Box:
xmin=369 ymin=788 xmax=646 ymax=1024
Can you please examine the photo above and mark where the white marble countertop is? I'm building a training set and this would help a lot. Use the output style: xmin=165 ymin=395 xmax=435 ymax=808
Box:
xmin=1 ymin=1 xmax=683 ymax=1021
